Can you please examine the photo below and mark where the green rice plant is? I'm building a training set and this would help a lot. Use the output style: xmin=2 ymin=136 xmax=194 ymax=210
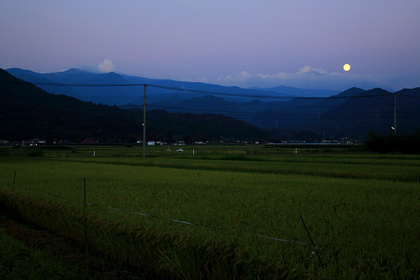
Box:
xmin=0 ymin=227 xmax=91 ymax=280
xmin=63 ymin=152 xmax=420 ymax=182
xmin=0 ymin=151 xmax=419 ymax=279
xmin=0 ymin=190 xmax=287 ymax=279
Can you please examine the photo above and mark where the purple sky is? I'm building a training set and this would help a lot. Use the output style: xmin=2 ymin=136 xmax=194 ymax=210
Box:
xmin=1 ymin=0 xmax=419 ymax=91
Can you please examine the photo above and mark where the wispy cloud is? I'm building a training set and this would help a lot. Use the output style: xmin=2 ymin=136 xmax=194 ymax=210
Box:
xmin=214 ymin=65 xmax=408 ymax=91
xmin=97 ymin=59 xmax=115 ymax=73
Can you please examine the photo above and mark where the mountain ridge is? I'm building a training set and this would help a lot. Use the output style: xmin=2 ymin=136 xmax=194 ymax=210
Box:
xmin=4 ymin=67 xmax=420 ymax=140
xmin=0 ymin=68 xmax=268 ymax=143
xmin=252 ymin=85 xmax=340 ymax=97
xmin=6 ymin=68 xmax=295 ymax=105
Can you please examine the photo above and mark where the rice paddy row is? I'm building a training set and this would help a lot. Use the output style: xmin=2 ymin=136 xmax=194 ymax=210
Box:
xmin=0 ymin=146 xmax=419 ymax=279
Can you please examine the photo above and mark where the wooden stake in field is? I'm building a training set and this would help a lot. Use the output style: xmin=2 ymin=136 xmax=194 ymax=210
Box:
xmin=12 ymin=170 xmax=16 ymax=201
xmin=83 ymin=177 xmax=87 ymax=253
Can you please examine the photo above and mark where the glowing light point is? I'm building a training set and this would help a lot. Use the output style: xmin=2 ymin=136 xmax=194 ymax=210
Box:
xmin=343 ymin=64 xmax=351 ymax=71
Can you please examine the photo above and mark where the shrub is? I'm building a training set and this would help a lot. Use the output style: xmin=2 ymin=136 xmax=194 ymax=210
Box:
xmin=365 ymin=131 xmax=420 ymax=154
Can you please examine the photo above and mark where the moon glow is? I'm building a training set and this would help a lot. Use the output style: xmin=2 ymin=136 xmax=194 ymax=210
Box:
xmin=343 ymin=64 xmax=351 ymax=71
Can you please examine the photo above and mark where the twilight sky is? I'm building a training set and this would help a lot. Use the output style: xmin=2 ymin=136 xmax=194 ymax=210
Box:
xmin=1 ymin=0 xmax=419 ymax=91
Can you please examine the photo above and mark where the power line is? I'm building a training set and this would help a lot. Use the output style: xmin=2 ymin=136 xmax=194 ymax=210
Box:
xmin=399 ymin=94 xmax=420 ymax=99
xmin=25 ymin=81 xmax=399 ymax=100
xmin=4 ymin=80 xmax=419 ymax=123
xmin=28 ymin=82 xmax=147 ymax=87
xmin=148 ymin=104 xmax=396 ymax=119
xmin=147 ymin=83 xmax=293 ymax=99
xmin=140 ymin=83 xmax=397 ymax=100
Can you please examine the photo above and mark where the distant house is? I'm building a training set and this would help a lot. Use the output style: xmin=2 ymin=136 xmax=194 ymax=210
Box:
xmin=33 ymin=138 xmax=47 ymax=145
xmin=81 ymin=138 xmax=97 ymax=144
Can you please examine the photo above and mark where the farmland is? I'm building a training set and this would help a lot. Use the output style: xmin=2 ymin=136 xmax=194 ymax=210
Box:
xmin=0 ymin=145 xmax=419 ymax=279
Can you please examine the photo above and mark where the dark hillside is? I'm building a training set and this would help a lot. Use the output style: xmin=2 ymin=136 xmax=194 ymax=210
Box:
xmin=7 ymin=68 xmax=292 ymax=105
xmin=145 ymin=110 xmax=268 ymax=142
xmin=394 ymin=88 xmax=420 ymax=133
xmin=0 ymin=69 xmax=267 ymax=143
xmin=316 ymin=88 xmax=420 ymax=137
xmin=6 ymin=68 xmax=418 ymax=140
xmin=277 ymin=87 xmax=367 ymax=130
xmin=0 ymin=69 xmax=140 ymax=142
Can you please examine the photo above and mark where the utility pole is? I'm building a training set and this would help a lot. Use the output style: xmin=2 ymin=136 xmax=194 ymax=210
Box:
xmin=143 ymin=85 xmax=147 ymax=157
xmin=393 ymin=93 xmax=397 ymax=134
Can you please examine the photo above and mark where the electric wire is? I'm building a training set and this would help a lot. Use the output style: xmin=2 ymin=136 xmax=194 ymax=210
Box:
xmin=25 ymin=81 xmax=399 ymax=100
xmin=148 ymin=104 xmax=397 ymax=120
xmin=3 ymin=80 xmax=419 ymax=121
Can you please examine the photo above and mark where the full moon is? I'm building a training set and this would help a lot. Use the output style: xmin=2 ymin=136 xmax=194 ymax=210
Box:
xmin=343 ymin=64 xmax=351 ymax=71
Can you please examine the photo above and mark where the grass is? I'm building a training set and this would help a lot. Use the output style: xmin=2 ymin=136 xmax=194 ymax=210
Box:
xmin=0 ymin=145 xmax=419 ymax=279
xmin=0 ymin=211 xmax=159 ymax=280
xmin=0 ymin=214 xmax=90 ymax=280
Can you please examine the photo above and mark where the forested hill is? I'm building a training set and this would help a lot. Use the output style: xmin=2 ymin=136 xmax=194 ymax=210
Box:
xmin=0 ymin=69 xmax=268 ymax=143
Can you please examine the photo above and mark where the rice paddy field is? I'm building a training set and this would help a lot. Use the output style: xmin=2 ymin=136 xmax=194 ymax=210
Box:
xmin=0 ymin=145 xmax=419 ymax=279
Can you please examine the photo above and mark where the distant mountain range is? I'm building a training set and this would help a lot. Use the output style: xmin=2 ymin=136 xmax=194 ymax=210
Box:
xmin=6 ymin=68 xmax=297 ymax=105
xmin=252 ymin=85 xmax=339 ymax=98
xmin=0 ymin=69 xmax=268 ymax=143
xmin=4 ymin=67 xmax=420 ymax=140
xmin=156 ymin=87 xmax=420 ymax=138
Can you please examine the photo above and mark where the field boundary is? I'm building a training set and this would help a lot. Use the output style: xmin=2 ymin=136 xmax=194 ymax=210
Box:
xmin=57 ymin=157 xmax=420 ymax=183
